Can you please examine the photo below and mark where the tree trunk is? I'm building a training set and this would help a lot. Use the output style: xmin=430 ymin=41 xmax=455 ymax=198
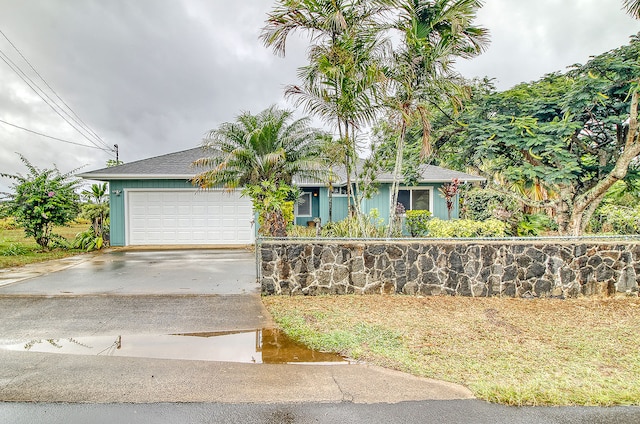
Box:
xmin=387 ymin=121 xmax=407 ymax=237
xmin=328 ymin=182 xmax=333 ymax=223
xmin=565 ymin=90 xmax=640 ymax=235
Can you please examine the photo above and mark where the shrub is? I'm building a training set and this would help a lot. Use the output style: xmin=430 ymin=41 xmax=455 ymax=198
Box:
xmin=405 ymin=210 xmax=432 ymax=237
xmin=462 ymin=188 xmax=520 ymax=221
xmin=2 ymin=155 xmax=80 ymax=250
xmin=73 ymin=226 xmax=105 ymax=251
xmin=321 ymin=209 xmax=386 ymax=238
xmin=425 ymin=218 xmax=508 ymax=238
xmin=243 ymin=181 xmax=297 ymax=237
xmin=516 ymin=213 xmax=558 ymax=236
xmin=1 ymin=243 xmax=31 ymax=256
xmin=589 ymin=204 xmax=640 ymax=234
xmin=286 ymin=225 xmax=317 ymax=238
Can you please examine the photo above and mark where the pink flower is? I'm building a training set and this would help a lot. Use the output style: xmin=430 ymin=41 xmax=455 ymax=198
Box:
xmin=47 ymin=191 xmax=55 ymax=197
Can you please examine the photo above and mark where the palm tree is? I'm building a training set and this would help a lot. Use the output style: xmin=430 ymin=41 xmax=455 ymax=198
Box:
xmin=81 ymin=182 xmax=108 ymax=205
xmin=192 ymin=105 xmax=324 ymax=236
xmin=192 ymin=105 xmax=323 ymax=189
xmin=384 ymin=0 xmax=489 ymax=235
xmin=262 ymin=0 xmax=391 ymax=231
xmin=623 ymin=0 xmax=640 ymax=18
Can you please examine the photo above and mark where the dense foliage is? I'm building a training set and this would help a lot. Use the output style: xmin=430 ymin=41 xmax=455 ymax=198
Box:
xmin=405 ymin=209 xmax=432 ymax=237
xmin=436 ymin=34 xmax=640 ymax=235
xmin=424 ymin=218 xmax=507 ymax=238
xmin=74 ymin=183 xmax=110 ymax=250
xmin=1 ymin=155 xmax=80 ymax=250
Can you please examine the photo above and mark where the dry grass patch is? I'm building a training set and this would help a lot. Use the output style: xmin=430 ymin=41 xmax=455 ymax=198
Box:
xmin=263 ymin=295 xmax=640 ymax=406
xmin=0 ymin=221 xmax=89 ymax=268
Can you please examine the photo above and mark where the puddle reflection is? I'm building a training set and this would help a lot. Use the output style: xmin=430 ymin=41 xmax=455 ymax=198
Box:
xmin=2 ymin=329 xmax=347 ymax=364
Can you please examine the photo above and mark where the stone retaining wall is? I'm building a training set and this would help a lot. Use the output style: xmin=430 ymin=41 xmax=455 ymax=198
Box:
xmin=259 ymin=240 xmax=640 ymax=297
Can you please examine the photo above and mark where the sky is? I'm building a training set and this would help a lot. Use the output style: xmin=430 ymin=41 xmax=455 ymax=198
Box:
xmin=0 ymin=0 xmax=638 ymax=193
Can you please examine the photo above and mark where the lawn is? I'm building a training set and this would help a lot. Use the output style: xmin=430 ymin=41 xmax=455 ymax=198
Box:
xmin=263 ymin=295 xmax=640 ymax=406
xmin=0 ymin=220 xmax=90 ymax=269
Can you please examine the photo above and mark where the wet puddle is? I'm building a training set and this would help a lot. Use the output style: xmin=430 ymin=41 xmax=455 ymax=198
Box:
xmin=0 ymin=329 xmax=348 ymax=364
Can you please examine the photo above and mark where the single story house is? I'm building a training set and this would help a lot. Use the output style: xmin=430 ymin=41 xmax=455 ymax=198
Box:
xmin=79 ymin=147 xmax=485 ymax=246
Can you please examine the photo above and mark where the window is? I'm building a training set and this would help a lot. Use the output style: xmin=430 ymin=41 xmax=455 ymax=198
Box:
xmin=295 ymin=192 xmax=312 ymax=217
xmin=397 ymin=188 xmax=432 ymax=212
xmin=330 ymin=186 xmax=348 ymax=196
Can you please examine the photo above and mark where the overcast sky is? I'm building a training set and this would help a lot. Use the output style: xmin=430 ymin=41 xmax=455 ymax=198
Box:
xmin=0 ymin=0 xmax=638 ymax=193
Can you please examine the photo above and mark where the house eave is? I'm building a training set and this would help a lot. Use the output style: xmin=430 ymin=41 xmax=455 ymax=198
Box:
xmin=78 ymin=173 xmax=195 ymax=181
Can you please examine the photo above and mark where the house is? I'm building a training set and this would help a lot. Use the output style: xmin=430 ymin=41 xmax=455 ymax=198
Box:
xmin=79 ymin=147 xmax=485 ymax=246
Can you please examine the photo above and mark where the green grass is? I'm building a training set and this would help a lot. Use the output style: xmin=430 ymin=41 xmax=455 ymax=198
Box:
xmin=263 ymin=295 xmax=640 ymax=406
xmin=0 ymin=221 xmax=90 ymax=269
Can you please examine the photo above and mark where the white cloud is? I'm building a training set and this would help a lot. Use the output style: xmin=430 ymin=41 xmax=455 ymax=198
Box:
xmin=0 ymin=0 xmax=638 ymax=193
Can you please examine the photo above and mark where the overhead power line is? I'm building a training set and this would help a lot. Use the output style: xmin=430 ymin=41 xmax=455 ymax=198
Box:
xmin=0 ymin=118 xmax=109 ymax=151
xmin=0 ymin=27 xmax=115 ymax=154
xmin=0 ymin=28 xmax=109 ymax=150
xmin=0 ymin=50 xmax=110 ymax=152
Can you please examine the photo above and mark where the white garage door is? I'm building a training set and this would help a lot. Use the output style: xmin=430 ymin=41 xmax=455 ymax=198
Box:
xmin=126 ymin=190 xmax=254 ymax=245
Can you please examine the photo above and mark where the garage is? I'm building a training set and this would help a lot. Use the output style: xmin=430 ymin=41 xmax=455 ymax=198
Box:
xmin=77 ymin=148 xmax=259 ymax=247
xmin=126 ymin=189 xmax=254 ymax=245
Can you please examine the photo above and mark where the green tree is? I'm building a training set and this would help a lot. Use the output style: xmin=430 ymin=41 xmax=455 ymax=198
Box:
xmin=438 ymin=34 xmax=640 ymax=235
xmin=1 ymin=155 xmax=80 ymax=250
xmin=192 ymin=105 xmax=324 ymax=236
xmin=76 ymin=182 xmax=109 ymax=250
xmin=262 ymin=0 xmax=389 ymax=223
xmin=383 ymin=0 xmax=488 ymax=235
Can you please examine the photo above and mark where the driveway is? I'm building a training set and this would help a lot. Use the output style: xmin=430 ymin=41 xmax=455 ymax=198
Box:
xmin=0 ymin=247 xmax=476 ymax=404
xmin=0 ymin=249 xmax=259 ymax=295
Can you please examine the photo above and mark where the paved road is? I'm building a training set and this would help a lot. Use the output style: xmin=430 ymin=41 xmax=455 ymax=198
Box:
xmin=2 ymin=401 xmax=639 ymax=424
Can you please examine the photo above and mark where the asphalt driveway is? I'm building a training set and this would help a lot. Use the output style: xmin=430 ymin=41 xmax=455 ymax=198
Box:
xmin=0 ymin=249 xmax=259 ymax=295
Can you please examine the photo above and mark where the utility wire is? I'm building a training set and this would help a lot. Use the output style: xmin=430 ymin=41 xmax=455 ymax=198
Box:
xmin=0 ymin=118 xmax=109 ymax=151
xmin=0 ymin=49 xmax=110 ymax=153
xmin=0 ymin=28 xmax=114 ymax=153
xmin=0 ymin=28 xmax=110 ymax=150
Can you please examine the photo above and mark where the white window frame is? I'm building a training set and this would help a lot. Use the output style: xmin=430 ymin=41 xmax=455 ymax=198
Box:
xmin=396 ymin=186 xmax=434 ymax=212
xmin=328 ymin=185 xmax=348 ymax=197
xmin=295 ymin=192 xmax=313 ymax=217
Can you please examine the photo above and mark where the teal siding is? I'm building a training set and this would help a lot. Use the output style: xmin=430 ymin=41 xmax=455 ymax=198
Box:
xmin=107 ymin=179 xmax=461 ymax=246
xmin=107 ymin=179 xmax=195 ymax=246
xmin=362 ymin=185 xmax=390 ymax=221
xmin=317 ymin=187 xmax=348 ymax=224
xmin=330 ymin=196 xmax=349 ymax=222
xmin=295 ymin=188 xmax=321 ymax=226
xmin=312 ymin=183 xmax=459 ymax=228
xmin=429 ymin=183 xmax=459 ymax=220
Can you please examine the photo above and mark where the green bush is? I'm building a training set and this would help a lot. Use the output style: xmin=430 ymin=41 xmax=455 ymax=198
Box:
xmin=425 ymin=218 xmax=508 ymax=238
xmin=1 ymin=243 xmax=31 ymax=256
xmin=73 ymin=222 xmax=109 ymax=251
xmin=516 ymin=213 xmax=558 ymax=236
xmin=589 ymin=204 xmax=640 ymax=234
xmin=462 ymin=188 xmax=520 ymax=221
xmin=287 ymin=225 xmax=317 ymax=238
xmin=2 ymin=155 xmax=80 ymax=250
xmin=405 ymin=210 xmax=432 ymax=237
xmin=321 ymin=209 xmax=386 ymax=238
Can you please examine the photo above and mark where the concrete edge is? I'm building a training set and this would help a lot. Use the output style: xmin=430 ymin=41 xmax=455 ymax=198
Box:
xmin=0 ymin=251 xmax=102 ymax=288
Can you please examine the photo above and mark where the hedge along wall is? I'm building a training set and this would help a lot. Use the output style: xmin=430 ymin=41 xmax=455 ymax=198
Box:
xmin=259 ymin=239 xmax=640 ymax=297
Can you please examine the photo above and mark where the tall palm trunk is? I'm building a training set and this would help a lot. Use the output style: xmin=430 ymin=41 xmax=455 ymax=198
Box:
xmin=387 ymin=120 xmax=407 ymax=236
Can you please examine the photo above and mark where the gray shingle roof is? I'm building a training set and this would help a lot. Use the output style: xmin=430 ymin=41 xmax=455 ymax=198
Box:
xmin=79 ymin=147 xmax=485 ymax=184
xmin=78 ymin=147 xmax=206 ymax=179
